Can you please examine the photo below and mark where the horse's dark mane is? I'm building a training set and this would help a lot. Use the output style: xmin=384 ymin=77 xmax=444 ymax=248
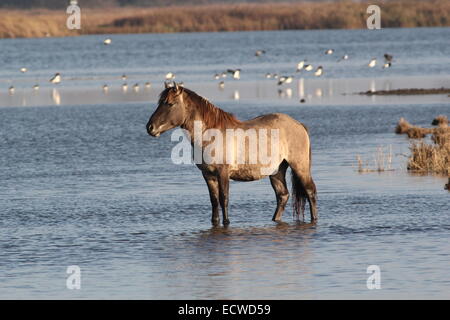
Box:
xmin=160 ymin=87 xmax=241 ymax=129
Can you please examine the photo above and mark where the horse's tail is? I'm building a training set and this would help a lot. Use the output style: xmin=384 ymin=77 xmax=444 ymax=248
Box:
xmin=291 ymin=125 xmax=316 ymax=219
xmin=291 ymin=170 xmax=308 ymax=219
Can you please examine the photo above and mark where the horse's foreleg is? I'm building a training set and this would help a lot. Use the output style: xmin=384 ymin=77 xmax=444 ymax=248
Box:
xmin=217 ymin=168 xmax=230 ymax=226
xmin=202 ymin=172 xmax=220 ymax=226
xmin=270 ymin=161 xmax=289 ymax=222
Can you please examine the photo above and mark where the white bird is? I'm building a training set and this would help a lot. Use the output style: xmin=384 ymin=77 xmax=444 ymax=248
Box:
xmin=277 ymin=76 xmax=293 ymax=86
xmin=255 ymin=50 xmax=266 ymax=57
xmin=221 ymin=72 xmax=227 ymax=78
xmin=314 ymin=66 xmax=323 ymax=77
xmin=145 ymin=82 xmax=151 ymax=88
xmin=103 ymin=38 xmax=112 ymax=45
xmin=383 ymin=62 xmax=392 ymax=69
xmin=296 ymin=60 xmax=305 ymax=72
xmin=265 ymin=73 xmax=272 ymax=79
xmin=49 ymin=73 xmax=61 ymax=84
xmin=304 ymin=64 xmax=313 ymax=71
xmin=165 ymin=72 xmax=175 ymax=80
xmin=214 ymin=73 xmax=220 ymax=80
xmin=103 ymin=84 xmax=109 ymax=92
xmin=227 ymin=69 xmax=241 ymax=80
xmin=273 ymin=73 xmax=279 ymax=79
xmin=20 ymin=67 xmax=27 ymax=73
xmin=368 ymin=58 xmax=377 ymax=68
xmin=133 ymin=83 xmax=140 ymax=92
xmin=325 ymin=49 xmax=334 ymax=55
xmin=33 ymin=84 xmax=40 ymax=91
xmin=8 ymin=86 xmax=15 ymax=94
xmin=338 ymin=54 xmax=349 ymax=62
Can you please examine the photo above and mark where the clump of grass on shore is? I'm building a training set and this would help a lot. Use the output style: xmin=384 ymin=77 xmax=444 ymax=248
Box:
xmin=396 ymin=117 xmax=450 ymax=176
xmin=1 ymin=0 xmax=450 ymax=38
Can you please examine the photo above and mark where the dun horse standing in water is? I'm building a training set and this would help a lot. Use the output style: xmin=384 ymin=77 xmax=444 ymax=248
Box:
xmin=146 ymin=82 xmax=317 ymax=226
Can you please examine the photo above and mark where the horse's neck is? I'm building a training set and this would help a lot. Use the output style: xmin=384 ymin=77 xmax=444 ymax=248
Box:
xmin=181 ymin=104 xmax=206 ymax=144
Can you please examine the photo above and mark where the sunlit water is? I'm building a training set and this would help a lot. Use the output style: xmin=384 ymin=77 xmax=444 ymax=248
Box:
xmin=0 ymin=28 xmax=449 ymax=299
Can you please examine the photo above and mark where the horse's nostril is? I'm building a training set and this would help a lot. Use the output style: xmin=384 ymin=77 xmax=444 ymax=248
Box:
xmin=147 ymin=124 xmax=153 ymax=134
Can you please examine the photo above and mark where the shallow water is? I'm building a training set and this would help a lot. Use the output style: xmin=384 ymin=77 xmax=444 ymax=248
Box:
xmin=0 ymin=28 xmax=449 ymax=299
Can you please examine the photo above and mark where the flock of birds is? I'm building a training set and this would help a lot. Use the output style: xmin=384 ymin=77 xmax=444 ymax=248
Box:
xmin=3 ymin=36 xmax=394 ymax=98
xmin=210 ymin=49 xmax=394 ymax=91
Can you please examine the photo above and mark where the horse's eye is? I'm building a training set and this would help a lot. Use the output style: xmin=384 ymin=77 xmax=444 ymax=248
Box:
xmin=167 ymin=103 xmax=174 ymax=107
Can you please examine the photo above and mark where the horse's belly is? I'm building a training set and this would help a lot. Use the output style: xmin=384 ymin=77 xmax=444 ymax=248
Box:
xmin=229 ymin=164 xmax=278 ymax=181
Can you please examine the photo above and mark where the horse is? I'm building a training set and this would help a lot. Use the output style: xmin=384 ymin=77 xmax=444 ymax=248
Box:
xmin=146 ymin=82 xmax=317 ymax=226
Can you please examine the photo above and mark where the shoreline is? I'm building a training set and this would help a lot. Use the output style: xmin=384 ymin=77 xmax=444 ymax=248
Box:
xmin=1 ymin=0 xmax=450 ymax=39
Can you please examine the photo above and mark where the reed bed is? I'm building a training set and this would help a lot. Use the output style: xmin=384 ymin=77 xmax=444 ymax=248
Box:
xmin=395 ymin=117 xmax=450 ymax=176
xmin=1 ymin=0 xmax=450 ymax=38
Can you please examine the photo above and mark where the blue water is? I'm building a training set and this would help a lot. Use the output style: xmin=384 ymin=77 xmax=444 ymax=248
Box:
xmin=0 ymin=28 xmax=449 ymax=299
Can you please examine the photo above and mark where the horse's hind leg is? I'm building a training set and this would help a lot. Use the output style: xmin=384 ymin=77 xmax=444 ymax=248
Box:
xmin=269 ymin=161 xmax=289 ymax=222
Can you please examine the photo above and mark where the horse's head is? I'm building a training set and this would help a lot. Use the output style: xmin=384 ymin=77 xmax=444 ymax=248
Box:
xmin=146 ymin=82 xmax=186 ymax=137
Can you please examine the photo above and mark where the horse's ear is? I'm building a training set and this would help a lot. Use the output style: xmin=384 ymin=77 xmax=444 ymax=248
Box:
xmin=164 ymin=81 xmax=170 ymax=89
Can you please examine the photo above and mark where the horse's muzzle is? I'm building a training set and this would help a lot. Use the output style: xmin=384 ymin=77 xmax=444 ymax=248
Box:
xmin=147 ymin=124 xmax=161 ymax=137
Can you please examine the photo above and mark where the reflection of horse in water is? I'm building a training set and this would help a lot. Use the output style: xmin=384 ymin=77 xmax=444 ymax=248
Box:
xmin=146 ymin=83 xmax=317 ymax=226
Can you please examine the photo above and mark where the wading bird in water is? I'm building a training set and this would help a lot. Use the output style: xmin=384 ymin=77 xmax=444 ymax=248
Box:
xmin=146 ymin=82 xmax=317 ymax=226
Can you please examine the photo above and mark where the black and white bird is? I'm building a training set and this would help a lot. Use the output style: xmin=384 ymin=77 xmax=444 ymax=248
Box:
xmin=383 ymin=62 xmax=392 ymax=69
xmin=227 ymin=69 xmax=241 ymax=80
xmin=218 ymin=81 xmax=225 ymax=89
xmin=133 ymin=83 xmax=140 ymax=92
xmin=49 ymin=73 xmax=61 ymax=84
xmin=277 ymin=76 xmax=293 ymax=86
xmin=33 ymin=84 xmax=40 ymax=91
xmin=103 ymin=84 xmax=109 ymax=92
xmin=8 ymin=86 xmax=15 ymax=94
xmin=121 ymin=74 xmax=127 ymax=81
xmin=145 ymin=82 xmax=152 ymax=89
xmin=304 ymin=64 xmax=313 ymax=71
xmin=314 ymin=66 xmax=323 ymax=77
xmin=122 ymin=83 xmax=128 ymax=92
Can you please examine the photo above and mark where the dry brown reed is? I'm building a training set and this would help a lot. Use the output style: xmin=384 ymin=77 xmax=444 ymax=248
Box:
xmin=1 ymin=0 xmax=450 ymax=38
xmin=397 ymin=117 xmax=450 ymax=176
xmin=357 ymin=145 xmax=393 ymax=173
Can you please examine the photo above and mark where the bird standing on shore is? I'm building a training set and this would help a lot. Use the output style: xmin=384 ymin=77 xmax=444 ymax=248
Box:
xmin=49 ymin=73 xmax=61 ymax=84
xmin=8 ymin=86 xmax=15 ymax=95
xmin=314 ymin=66 xmax=323 ymax=77
xmin=165 ymin=72 xmax=175 ymax=80
xmin=296 ymin=60 xmax=305 ymax=72
xmin=277 ymin=76 xmax=293 ymax=86
xmin=227 ymin=69 xmax=241 ymax=79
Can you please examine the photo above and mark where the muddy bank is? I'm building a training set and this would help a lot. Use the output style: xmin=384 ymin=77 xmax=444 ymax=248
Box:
xmin=360 ymin=87 xmax=450 ymax=96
